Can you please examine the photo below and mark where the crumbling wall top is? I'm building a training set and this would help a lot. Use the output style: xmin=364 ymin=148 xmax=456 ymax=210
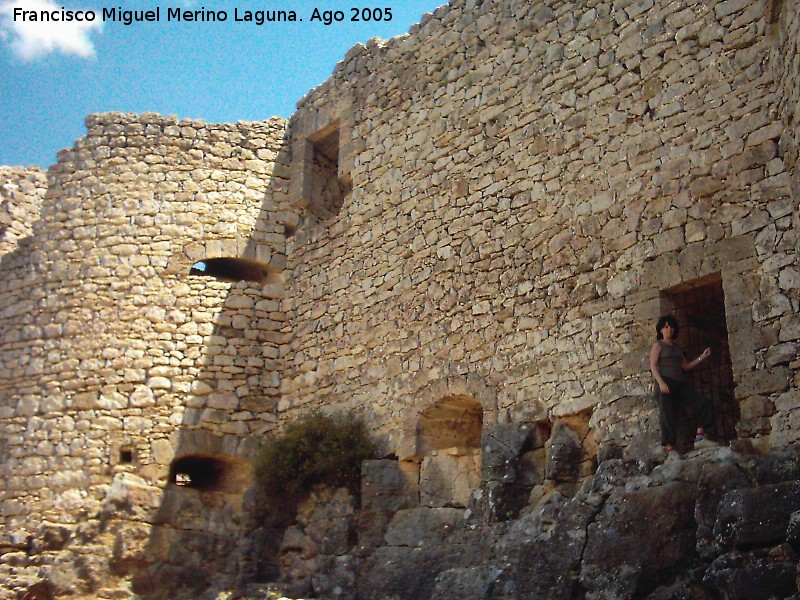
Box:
xmin=0 ymin=166 xmax=47 ymax=259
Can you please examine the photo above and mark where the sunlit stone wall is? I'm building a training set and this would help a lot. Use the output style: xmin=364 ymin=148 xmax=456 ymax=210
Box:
xmin=0 ymin=113 xmax=291 ymax=534
xmin=282 ymin=0 xmax=798 ymax=457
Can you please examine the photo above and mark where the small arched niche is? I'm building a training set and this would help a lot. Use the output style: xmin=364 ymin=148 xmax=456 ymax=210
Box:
xmin=168 ymin=454 xmax=250 ymax=494
xmin=416 ymin=395 xmax=483 ymax=508
xmin=189 ymin=257 xmax=281 ymax=285
xmin=417 ymin=394 xmax=483 ymax=456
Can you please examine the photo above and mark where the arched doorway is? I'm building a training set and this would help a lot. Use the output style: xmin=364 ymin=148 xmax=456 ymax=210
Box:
xmin=415 ymin=395 xmax=483 ymax=508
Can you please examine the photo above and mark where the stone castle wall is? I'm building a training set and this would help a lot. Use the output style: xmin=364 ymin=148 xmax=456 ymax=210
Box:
xmin=0 ymin=0 xmax=798 ymax=597
xmin=282 ymin=0 xmax=798 ymax=457
xmin=0 ymin=166 xmax=47 ymax=258
xmin=0 ymin=113 xmax=292 ymax=539
xmin=767 ymin=0 xmax=800 ymax=448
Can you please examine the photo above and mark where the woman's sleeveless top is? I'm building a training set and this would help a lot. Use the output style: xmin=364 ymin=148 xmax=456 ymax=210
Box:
xmin=657 ymin=341 xmax=686 ymax=381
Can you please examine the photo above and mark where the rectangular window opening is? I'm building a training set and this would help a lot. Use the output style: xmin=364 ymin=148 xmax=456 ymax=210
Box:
xmin=661 ymin=273 xmax=739 ymax=444
xmin=304 ymin=122 xmax=351 ymax=222
xmin=120 ymin=448 xmax=134 ymax=464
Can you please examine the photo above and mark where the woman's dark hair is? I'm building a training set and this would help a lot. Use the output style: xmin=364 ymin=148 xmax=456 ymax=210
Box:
xmin=656 ymin=315 xmax=680 ymax=340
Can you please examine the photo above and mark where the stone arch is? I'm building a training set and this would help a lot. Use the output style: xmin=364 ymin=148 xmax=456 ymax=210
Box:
xmin=172 ymin=234 xmax=283 ymax=279
xmin=189 ymin=257 xmax=282 ymax=284
xmin=397 ymin=373 xmax=498 ymax=460
xmin=168 ymin=453 xmax=251 ymax=494
xmin=415 ymin=394 xmax=483 ymax=508
xmin=416 ymin=394 xmax=483 ymax=456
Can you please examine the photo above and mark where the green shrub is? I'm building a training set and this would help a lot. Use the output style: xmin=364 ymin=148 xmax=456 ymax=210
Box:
xmin=254 ymin=411 xmax=378 ymax=498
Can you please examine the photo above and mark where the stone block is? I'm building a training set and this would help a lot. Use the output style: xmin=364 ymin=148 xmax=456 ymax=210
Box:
xmin=714 ymin=482 xmax=800 ymax=549
xmin=72 ymin=391 xmax=99 ymax=409
xmin=581 ymin=482 xmax=697 ymax=597
xmin=129 ymin=385 xmax=156 ymax=407
xmin=739 ymin=396 xmax=776 ymax=420
xmin=736 ymin=367 xmax=790 ymax=396
xmin=480 ymin=423 xmax=530 ymax=483
xmin=151 ymin=438 xmax=174 ymax=465
xmin=752 ymin=293 xmax=793 ymax=322
xmin=774 ymin=390 xmax=800 ymax=412
xmin=703 ymin=559 xmax=798 ymax=600
xmin=358 ymin=460 xmax=418 ymax=549
xmin=766 ymin=342 xmax=798 ymax=367
xmin=384 ymin=507 xmax=465 ymax=547
xmin=420 ymin=450 xmax=481 ymax=508
xmin=146 ymin=377 xmax=172 ymax=390
xmin=545 ymin=421 xmax=582 ymax=482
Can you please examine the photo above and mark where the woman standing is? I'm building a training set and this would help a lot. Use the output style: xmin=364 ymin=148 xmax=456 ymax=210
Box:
xmin=650 ymin=315 xmax=715 ymax=454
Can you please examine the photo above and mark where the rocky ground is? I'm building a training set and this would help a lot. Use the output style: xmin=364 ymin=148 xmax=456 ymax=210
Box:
xmin=3 ymin=444 xmax=800 ymax=599
xmin=267 ymin=444 xmax=800 ymax=600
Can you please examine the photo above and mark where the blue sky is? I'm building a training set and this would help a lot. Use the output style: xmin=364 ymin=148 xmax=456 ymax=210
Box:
xmin=0 ymin=0 xmax=445 ymax=168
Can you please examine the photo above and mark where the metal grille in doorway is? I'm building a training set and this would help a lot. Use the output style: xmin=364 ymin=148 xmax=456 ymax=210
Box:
xmin=663 ymin=275 xmax=739 ymax=444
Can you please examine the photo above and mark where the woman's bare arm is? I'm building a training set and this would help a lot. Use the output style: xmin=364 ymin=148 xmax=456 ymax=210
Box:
xmin=682 ymin=347 xmax=711 ymax=371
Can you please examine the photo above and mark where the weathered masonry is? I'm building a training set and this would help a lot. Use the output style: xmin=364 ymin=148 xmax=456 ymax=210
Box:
xmin=281 ymin=0 xmax=799 ymax=456
xmin=1 ymin=0 xmax=798 ymax=598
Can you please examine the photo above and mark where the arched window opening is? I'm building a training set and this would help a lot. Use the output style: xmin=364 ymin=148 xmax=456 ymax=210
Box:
xmin=416 ymin=395 xmax=483 ymax=508
xmin=168 ymin=454 xmax=250 ymax=493
xmin=189 ymin=257 xmax=281 ymax=284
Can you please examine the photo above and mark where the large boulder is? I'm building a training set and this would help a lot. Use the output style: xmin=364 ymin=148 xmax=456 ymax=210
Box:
xmin=694 ymin=458 xmax=753 ymax=557
xmin=357 ymin=508 xmax=486 ymax=600
xmin=357 ymin=544 xmax=480 ymax=600
xmin=713 ymin=482 xmax=800 ymax=549
xmin=580 ymin=481 xmax=698 ymax=597
xmin=497 ymin=491 xmax=598 ymax=599
xmin=703 ymin=557 xmax=798 ymax=600
xmin=545 ymin=421 xmax=583 ymax=482
xmin=358 ymin=460 xmax=418 ymax=551
xmin=430 ymin=565 xmax=511 ymax=600
xmin=481 ymin=423 xmax=532 ymax=483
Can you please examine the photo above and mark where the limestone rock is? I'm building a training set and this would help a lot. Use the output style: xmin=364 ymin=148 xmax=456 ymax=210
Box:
xmin=581 ymin=482 xmax=698 ymax=596
xmin=713 ymin=482 xmax=800 ymax=549
xmin=545 ymin=421 xmax=582 ymax=482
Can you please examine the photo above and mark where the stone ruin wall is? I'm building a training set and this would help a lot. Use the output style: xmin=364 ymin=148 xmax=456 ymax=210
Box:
xmin=282 ymin=0 xmax=799 ymax=468
xmin=0 ymin=167 xmax=47 ymax=258
xmin=0 ymin=0 xmax=798 ymax=597
xmin=0 ymin=113 xmax=298 ymax=593
xmin=774 ymin=0 xmax=800 ymax=162
xmin=769 ymin=0 xmax=800 ymax=446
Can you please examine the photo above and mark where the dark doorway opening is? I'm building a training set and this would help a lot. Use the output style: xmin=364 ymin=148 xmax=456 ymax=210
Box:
xmin=661 ymin=273 xmax=739 ymax=444
xmin=168 ymin=454 xmax=251 ymax=493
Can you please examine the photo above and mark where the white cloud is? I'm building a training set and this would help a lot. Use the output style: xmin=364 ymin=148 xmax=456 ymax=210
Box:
xmin=0 ymin=0 xmax=102 ymax=62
